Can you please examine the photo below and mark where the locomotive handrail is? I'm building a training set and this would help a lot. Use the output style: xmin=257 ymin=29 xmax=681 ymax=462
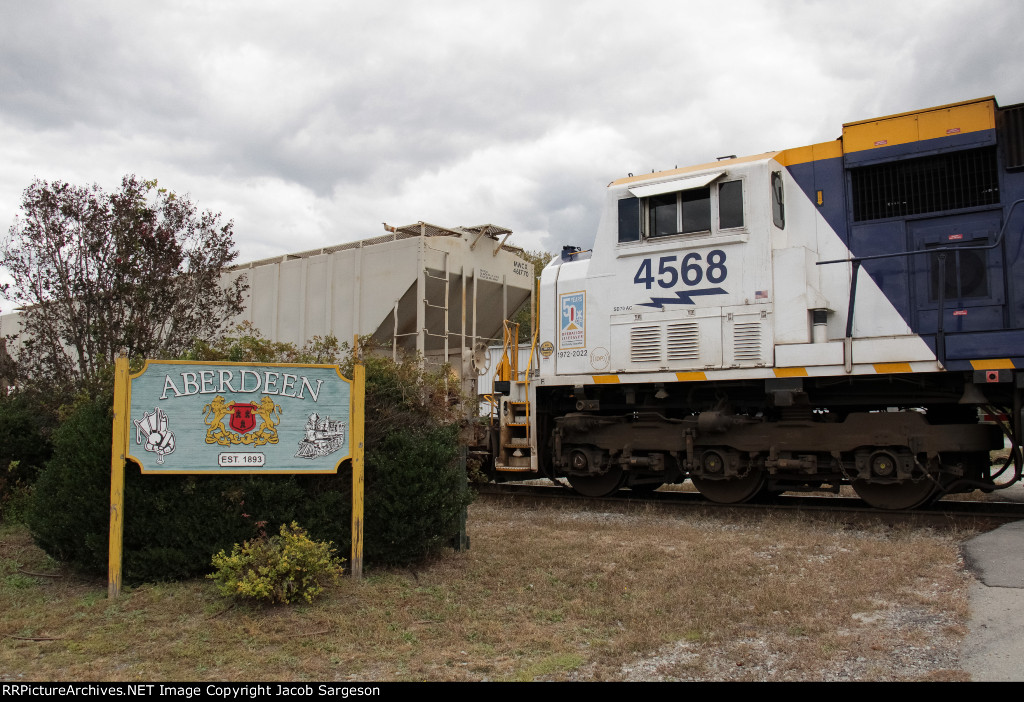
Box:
xmin=816 ymin=199 xmax=1024 ymax=368
xmin=483 ymin=393 xmax=498 ymax=426
xmin=816 ymin=199 xmax=1024 ymax=267
xmin=520 ymin=281 xmax=542 ymax=453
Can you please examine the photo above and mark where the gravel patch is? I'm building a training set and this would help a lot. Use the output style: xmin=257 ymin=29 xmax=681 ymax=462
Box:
xmin=576 ymin=602 xmax=967 ymax=681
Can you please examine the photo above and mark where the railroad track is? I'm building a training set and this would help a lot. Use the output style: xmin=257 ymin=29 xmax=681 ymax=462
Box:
xmin=476 ymin=482 xmax=1024 ymax=528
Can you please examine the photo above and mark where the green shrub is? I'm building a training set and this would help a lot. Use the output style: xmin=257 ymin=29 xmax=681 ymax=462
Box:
xmin=1 ymin=483 xmax=34 ymax=524
xmin=0 ymin=393 xmax=54 ymax=523
xmin=313 ymin=352 xmax=472 ymax=564
xmin=28 ymin=393 xmax=113 ymax=570
xmin=364 ymin=423 xmax=468 ymax=563
xmin=208 ymin=522 xmax=344 ymax=604
xmin=28 ymin=392 xmax=314 ymax=580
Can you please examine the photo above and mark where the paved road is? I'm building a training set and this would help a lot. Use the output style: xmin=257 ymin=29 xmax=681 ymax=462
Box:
xmin=962 ymin=483 xmax=1024 ymax=681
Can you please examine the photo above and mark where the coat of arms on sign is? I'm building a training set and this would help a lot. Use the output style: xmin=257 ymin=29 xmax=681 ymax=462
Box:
xmin=203 ymin=395 xmax=282 ymax=446
xmin=229 ymin=402 xmax=257 ymax=434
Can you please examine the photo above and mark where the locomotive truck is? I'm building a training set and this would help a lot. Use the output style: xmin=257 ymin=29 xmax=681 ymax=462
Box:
xmin=488 ymin=96 xmax=1024 ymax=510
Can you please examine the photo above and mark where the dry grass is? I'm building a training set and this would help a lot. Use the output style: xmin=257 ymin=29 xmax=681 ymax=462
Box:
xmin=0 ymin=501 xmax=976 ymax=682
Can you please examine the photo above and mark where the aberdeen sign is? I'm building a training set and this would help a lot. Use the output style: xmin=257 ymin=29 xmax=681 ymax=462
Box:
xmin=125 ymin=361 xmax=357 ymax=474
xmin=108 ymin=357 xmax=366 ymax=597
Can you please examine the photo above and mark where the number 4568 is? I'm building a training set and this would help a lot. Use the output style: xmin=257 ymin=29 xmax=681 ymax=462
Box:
xmin=633 ymin=250 xmax=727 ymax=290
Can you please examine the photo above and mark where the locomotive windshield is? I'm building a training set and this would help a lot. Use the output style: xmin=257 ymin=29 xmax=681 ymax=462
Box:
xmin=616 ymin=176 xmax=746 ymax=243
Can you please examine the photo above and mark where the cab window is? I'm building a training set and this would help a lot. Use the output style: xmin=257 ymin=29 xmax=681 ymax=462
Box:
xmin=617 ymin=178 xmax=744 ymax=243
xmin=718 ymin=180 xmax=744 ymax=229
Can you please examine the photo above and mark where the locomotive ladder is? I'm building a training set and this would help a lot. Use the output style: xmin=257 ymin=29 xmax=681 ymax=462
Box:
xmin=494 ymin=319 xmax=537 ymax=473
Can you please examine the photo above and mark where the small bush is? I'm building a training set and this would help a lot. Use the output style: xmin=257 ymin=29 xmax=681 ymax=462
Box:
xmin=363 ymin=423 xmax=468 ymax=564
xmin=0 ymin=393 xmax=54 ymax=523
xmin=28 ymin=393 xmax=114 ymax=571
xmin=1 ymin=483 xmax=34 ymax=525
xmin=208 ymin=522 xmax=345 ymax=604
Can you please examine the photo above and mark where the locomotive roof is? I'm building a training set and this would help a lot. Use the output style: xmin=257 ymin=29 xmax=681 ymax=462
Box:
xmin=610 ymin=96 xmax=1002 ymax=188
xmin=609 ymin=152 xmax=780 ymax=188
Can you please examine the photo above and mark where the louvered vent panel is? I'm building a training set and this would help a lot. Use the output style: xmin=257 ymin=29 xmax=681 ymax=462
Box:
xmin=733 ymin=322 xmax=762 ymax=363
xmin=850 ymin=146 xmax=999 ymax=221
xmin=666 ymin=322 xmax=700 ymax=361
xmin=630 ymin=325 xmax=662 ymax=363
xmin=1001 ymin=105 xmax=1024 ymax=170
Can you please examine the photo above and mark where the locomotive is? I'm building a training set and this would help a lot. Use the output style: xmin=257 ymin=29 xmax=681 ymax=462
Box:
xmin=489 ymin=96 xmax=1024 ymax=510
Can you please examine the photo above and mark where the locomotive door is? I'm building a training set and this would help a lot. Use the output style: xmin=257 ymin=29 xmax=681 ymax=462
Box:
xmin=908 ymin=210 xmax=1006 ymax=335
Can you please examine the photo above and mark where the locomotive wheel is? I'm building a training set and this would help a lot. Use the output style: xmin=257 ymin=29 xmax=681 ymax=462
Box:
xmin=568 ymin=467 xmax=626 ymax=497
xmin=691 ymin=469 xmax=765 ymax=504
xmin=852 ymin=479 xmax=939 ymax=510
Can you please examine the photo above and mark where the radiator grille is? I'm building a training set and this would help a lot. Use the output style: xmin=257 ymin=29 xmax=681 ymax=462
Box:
xmin=850 ymin=146 xmax=999 ymax=221
xmin=630 ymin=325 xmax=661 ymax=363
xmin=733 ymin=322 xmax=762 ymax=363
xmin=666 ymin=322 xmax=700 ymax=361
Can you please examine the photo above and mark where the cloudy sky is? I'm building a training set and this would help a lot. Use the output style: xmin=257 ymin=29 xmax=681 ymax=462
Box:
xmin=2 ymin=0 xmax=1022 ymax=269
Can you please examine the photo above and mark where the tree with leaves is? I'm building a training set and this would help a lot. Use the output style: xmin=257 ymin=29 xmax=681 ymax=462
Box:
xmin=1 ymin=175 xmax=247 ymax=397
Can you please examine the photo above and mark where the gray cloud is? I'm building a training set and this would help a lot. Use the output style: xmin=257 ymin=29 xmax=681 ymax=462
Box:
xmin=2 ymin=0 xmax=1023 ymax=279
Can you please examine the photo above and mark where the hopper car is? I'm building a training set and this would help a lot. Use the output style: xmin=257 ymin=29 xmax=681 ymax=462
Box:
xmin=487 ymin=96 xmax=1024 ymax=510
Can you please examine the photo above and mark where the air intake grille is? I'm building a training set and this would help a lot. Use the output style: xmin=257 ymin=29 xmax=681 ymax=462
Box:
xmin=630 ymin=326 xmax=661 ymax=363
xmin=1000 ymin=105 xmax=1024 ymax=170
xmin=733 ymin=322 xmax=762 ymax=363
xmin=850 ymin=147 xmax=999 ymax=221
xmin=666 ymin=322 xmax=700 ymax=361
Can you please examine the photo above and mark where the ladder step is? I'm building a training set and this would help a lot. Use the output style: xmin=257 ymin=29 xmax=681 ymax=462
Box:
xmin=496 ymin=455 xmax=533 ymax=469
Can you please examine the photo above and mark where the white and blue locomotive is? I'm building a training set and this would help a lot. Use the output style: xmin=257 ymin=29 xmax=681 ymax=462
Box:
xmin=493 ymin=96 xmax=1024 ymax=509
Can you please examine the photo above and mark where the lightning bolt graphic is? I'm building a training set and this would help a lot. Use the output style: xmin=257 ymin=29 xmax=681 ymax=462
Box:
xmin=637 ymin=287 xmax=728 ymax=308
